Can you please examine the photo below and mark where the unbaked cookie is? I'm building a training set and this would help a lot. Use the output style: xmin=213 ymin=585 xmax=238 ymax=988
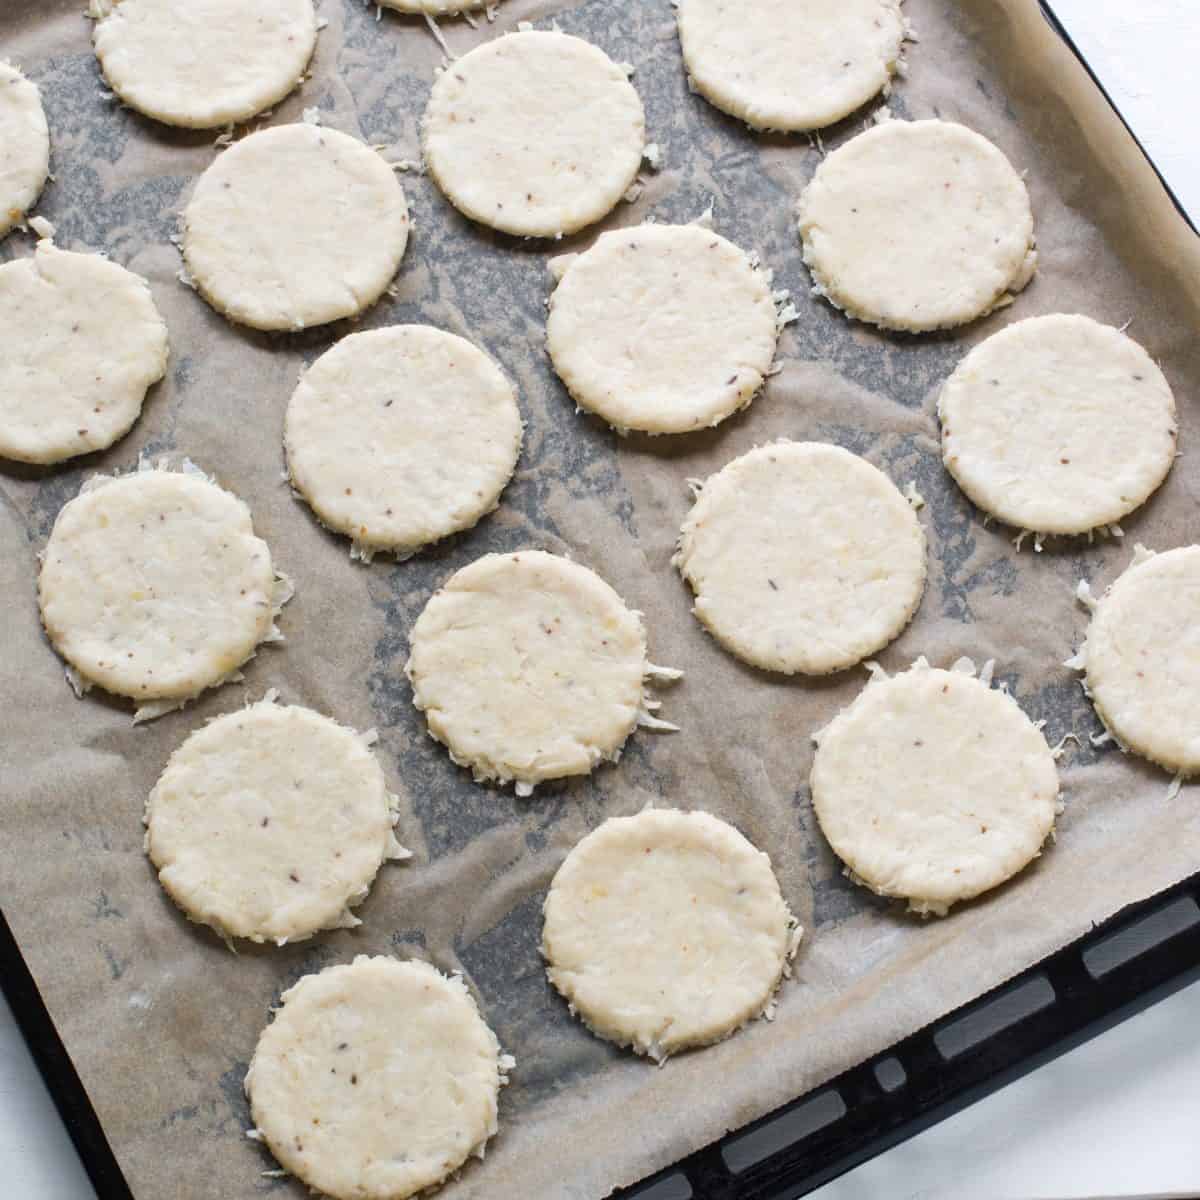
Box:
xmin=546 ymin=223 xmax=779 ymax=435
xmin=146 ymin=696 xmax=407 ymax=946
xmin=90 ymin=0 xmax=317 ymax=129
xmin=674 ymin=442 xmax=926 ymax=674
xmin=407 ymin=550 xmax=675 ymax=794
xmin=0 ymin=60 xmax=49 ymax=239
xmin=182 ymin=124 xmax=409 ymax=331
xmin=1075 ymin=545 xmax=1200 ymax=776
xmin=422 ymin=31 xmax=644 ymax=238
xmin=285 ymin=325 xmax=523 ymax=562
xmin=677 ymin=0 xmax=907 ymax=132
xmin=381 ymin=0 xmax=498 ymax=11
xmin=542 ymin=808 xmax=798 ymax=1061
xmin=38 ymin=466 xmax=290 ymax=720
xmin=246 ymin=956 xmax=512 ymax=1200
xmin=0 ymin=239 xmax=168 ymax=465
xmin=812 ymin=660 xmax=1059 ymax=915
xmin=939 ymin=314 xmax=1177 ymax=536
xmin=797 ymin=119 xmax=1036 ymax=332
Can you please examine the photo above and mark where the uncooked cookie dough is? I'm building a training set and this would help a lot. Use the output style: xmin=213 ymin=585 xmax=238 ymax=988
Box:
xmin=407 ymin=550 xmax=675 ymax=794
xmin=812 ymin=660 xmax=1059 ymax=915
xmin=939 ymin=314 xmax=1177 ymax=536
xmin=90 ymin=0 xmax=317 ymax=129
xmin=543 ymin=808 xmax=797 ymax=1061
xmin=182 ymin=124 xmax=409 ymax=331
xmin=382 ymin=0 xmax=498 ymax=11
xmin=1075 ymin=545 xmax=1200 ymax=776
xmin=422 ymin=31 xmax=644 ymax=238
xmin=0 ymin=239 xmax=169 ymax=465
xmin=38 ymin=467 xmax=290 ymax=718
xmin=677 ymin=0 xmax=907 ymax=132
xmin=546 ymin=223 xmax=779 ymax=435
xmin=146 ymin=696 xmax=407 ymax=946
xmin=285 ymin=325 xmax=523 ymax=561
xmin=797 ymin=119 xmax=1036 ymax=332
xmin=246 ymin=956 xmax=512 ymax=1200
xmin=675 ymin=442 xmax=926 ymax=674
xmin=0 ymin=60 xmax=50 ymax=238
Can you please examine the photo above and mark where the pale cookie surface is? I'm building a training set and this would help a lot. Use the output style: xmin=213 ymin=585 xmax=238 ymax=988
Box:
xmin=677 ymin=0 xmax=906 ymax=132
xmin=146 ymin=698 xmax=406 ymax=945
xmin=422 ymin=31 xmax=644 ymax=238
xmin=0 ymin=60 xmax=49 ymax=238
xmin=381 ymin=0 xmax=496 ymax=11
xmin=182 ymin=124 xmax=409 ymax=331
xmin=90 ymin=0 xmax=317 ymax=129
xmin=39 ymin=469 xmax=282 ymax=709
xmin=406 ymin=551 xmax=650 ymax=792
xmin=246 ymin=956 xmax=510 ymax=1200
xmin=547 ymin=224 xmax=778 ymax=434
xmin=812 ymin=662 xmax=1059 ymax=915
xmin=0 ymin=240 xmax=168 ymax=464
xmin=939 ymin=314 xmax=1177 ymax=535
xmin=675 ymin=442 xmax=926 ymax=674
xmin=542 ymin=808 xmax=796 ymax=1061
xmin=285 ymin=325 xmax=523 ymax=560
xmin=797 ymin=119 xmax=1036 ymax=332
xmin=1080 ymin=546 xmax=1200 ymax=775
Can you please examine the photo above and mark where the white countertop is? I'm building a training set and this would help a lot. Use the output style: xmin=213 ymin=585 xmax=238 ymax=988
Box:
xmin=3 ymin=2 xmax=1198 ymax=1197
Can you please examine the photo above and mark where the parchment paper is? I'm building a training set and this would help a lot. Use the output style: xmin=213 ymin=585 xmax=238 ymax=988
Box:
xmin=3 ymin=1 xmax=1200 ymax=1197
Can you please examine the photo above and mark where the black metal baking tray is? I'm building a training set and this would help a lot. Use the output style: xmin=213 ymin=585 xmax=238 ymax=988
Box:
xmin=3 ymin=4 xmax=1197 ymax=1198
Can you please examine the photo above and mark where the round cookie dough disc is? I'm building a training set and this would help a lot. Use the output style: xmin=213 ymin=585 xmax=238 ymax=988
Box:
xmin=247 ymin=956 xmax=509 ymax=1200
xmin=797 ymin=119 xmax=1036 ymax=332
xmin=546 ymin=224 xmax=778 ymax=434
xmin=182 ymin=124 xmax=410 ymax=331
xmin=91 ymin=0 xmax=317 ymax=129
xmin=406 ymin=551 xmax=649 ymax=792
xmin=1081 ymin=546 xmax=1200 ymax=775
xmin=811 ymin=662 xmax=1059 ymax=914
xmin=939 ymin=314 xmax=1177 ymax=535
xmin=38 ymin=469 xmax=280 ymax=706
xmin=677 ymin=0 xmax=906 ymax=132
xmin=542 ymin=808 xmax=796 ymax=1061
xmin=422 ymin=31 xmax=644 ymax=238
xmin=285 ymin=325 xmax=523 ymax=560
xmin=146 ymin=699 xmax=405 ymax=945
xmin=674 ymin=442 xmax=926 ymax=674
xmin=0 ymin=240 xmax=168 ymax=464
xmin=0 ymin=60 xmax=49 ymax=239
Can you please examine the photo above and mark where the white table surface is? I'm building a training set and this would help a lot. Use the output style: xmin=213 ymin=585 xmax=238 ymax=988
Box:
xmin=3 ymin=3 xmax=1198 ymax=1198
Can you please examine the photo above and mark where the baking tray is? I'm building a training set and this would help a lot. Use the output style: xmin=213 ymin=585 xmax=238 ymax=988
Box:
xmin=2 ymin=2 xmax=1199 ymax=1197
xmin=6 ymin=870 xmax=1200 ymax=1200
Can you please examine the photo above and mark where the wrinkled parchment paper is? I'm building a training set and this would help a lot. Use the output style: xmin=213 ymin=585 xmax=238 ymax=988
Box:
xmin=4 ymin=1 xmax=1200 ymax=1197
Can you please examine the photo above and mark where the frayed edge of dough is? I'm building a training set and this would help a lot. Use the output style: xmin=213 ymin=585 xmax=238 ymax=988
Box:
xmin=1050 ymin=732 xmax=1081 ymax=761
xmin=1009 ymin=522 xmax=1126 ymax=552
xmin=64 ymin=664 xmax=91 ymax=698
xmin=645 ymin=662 xmax=683 ymax=683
